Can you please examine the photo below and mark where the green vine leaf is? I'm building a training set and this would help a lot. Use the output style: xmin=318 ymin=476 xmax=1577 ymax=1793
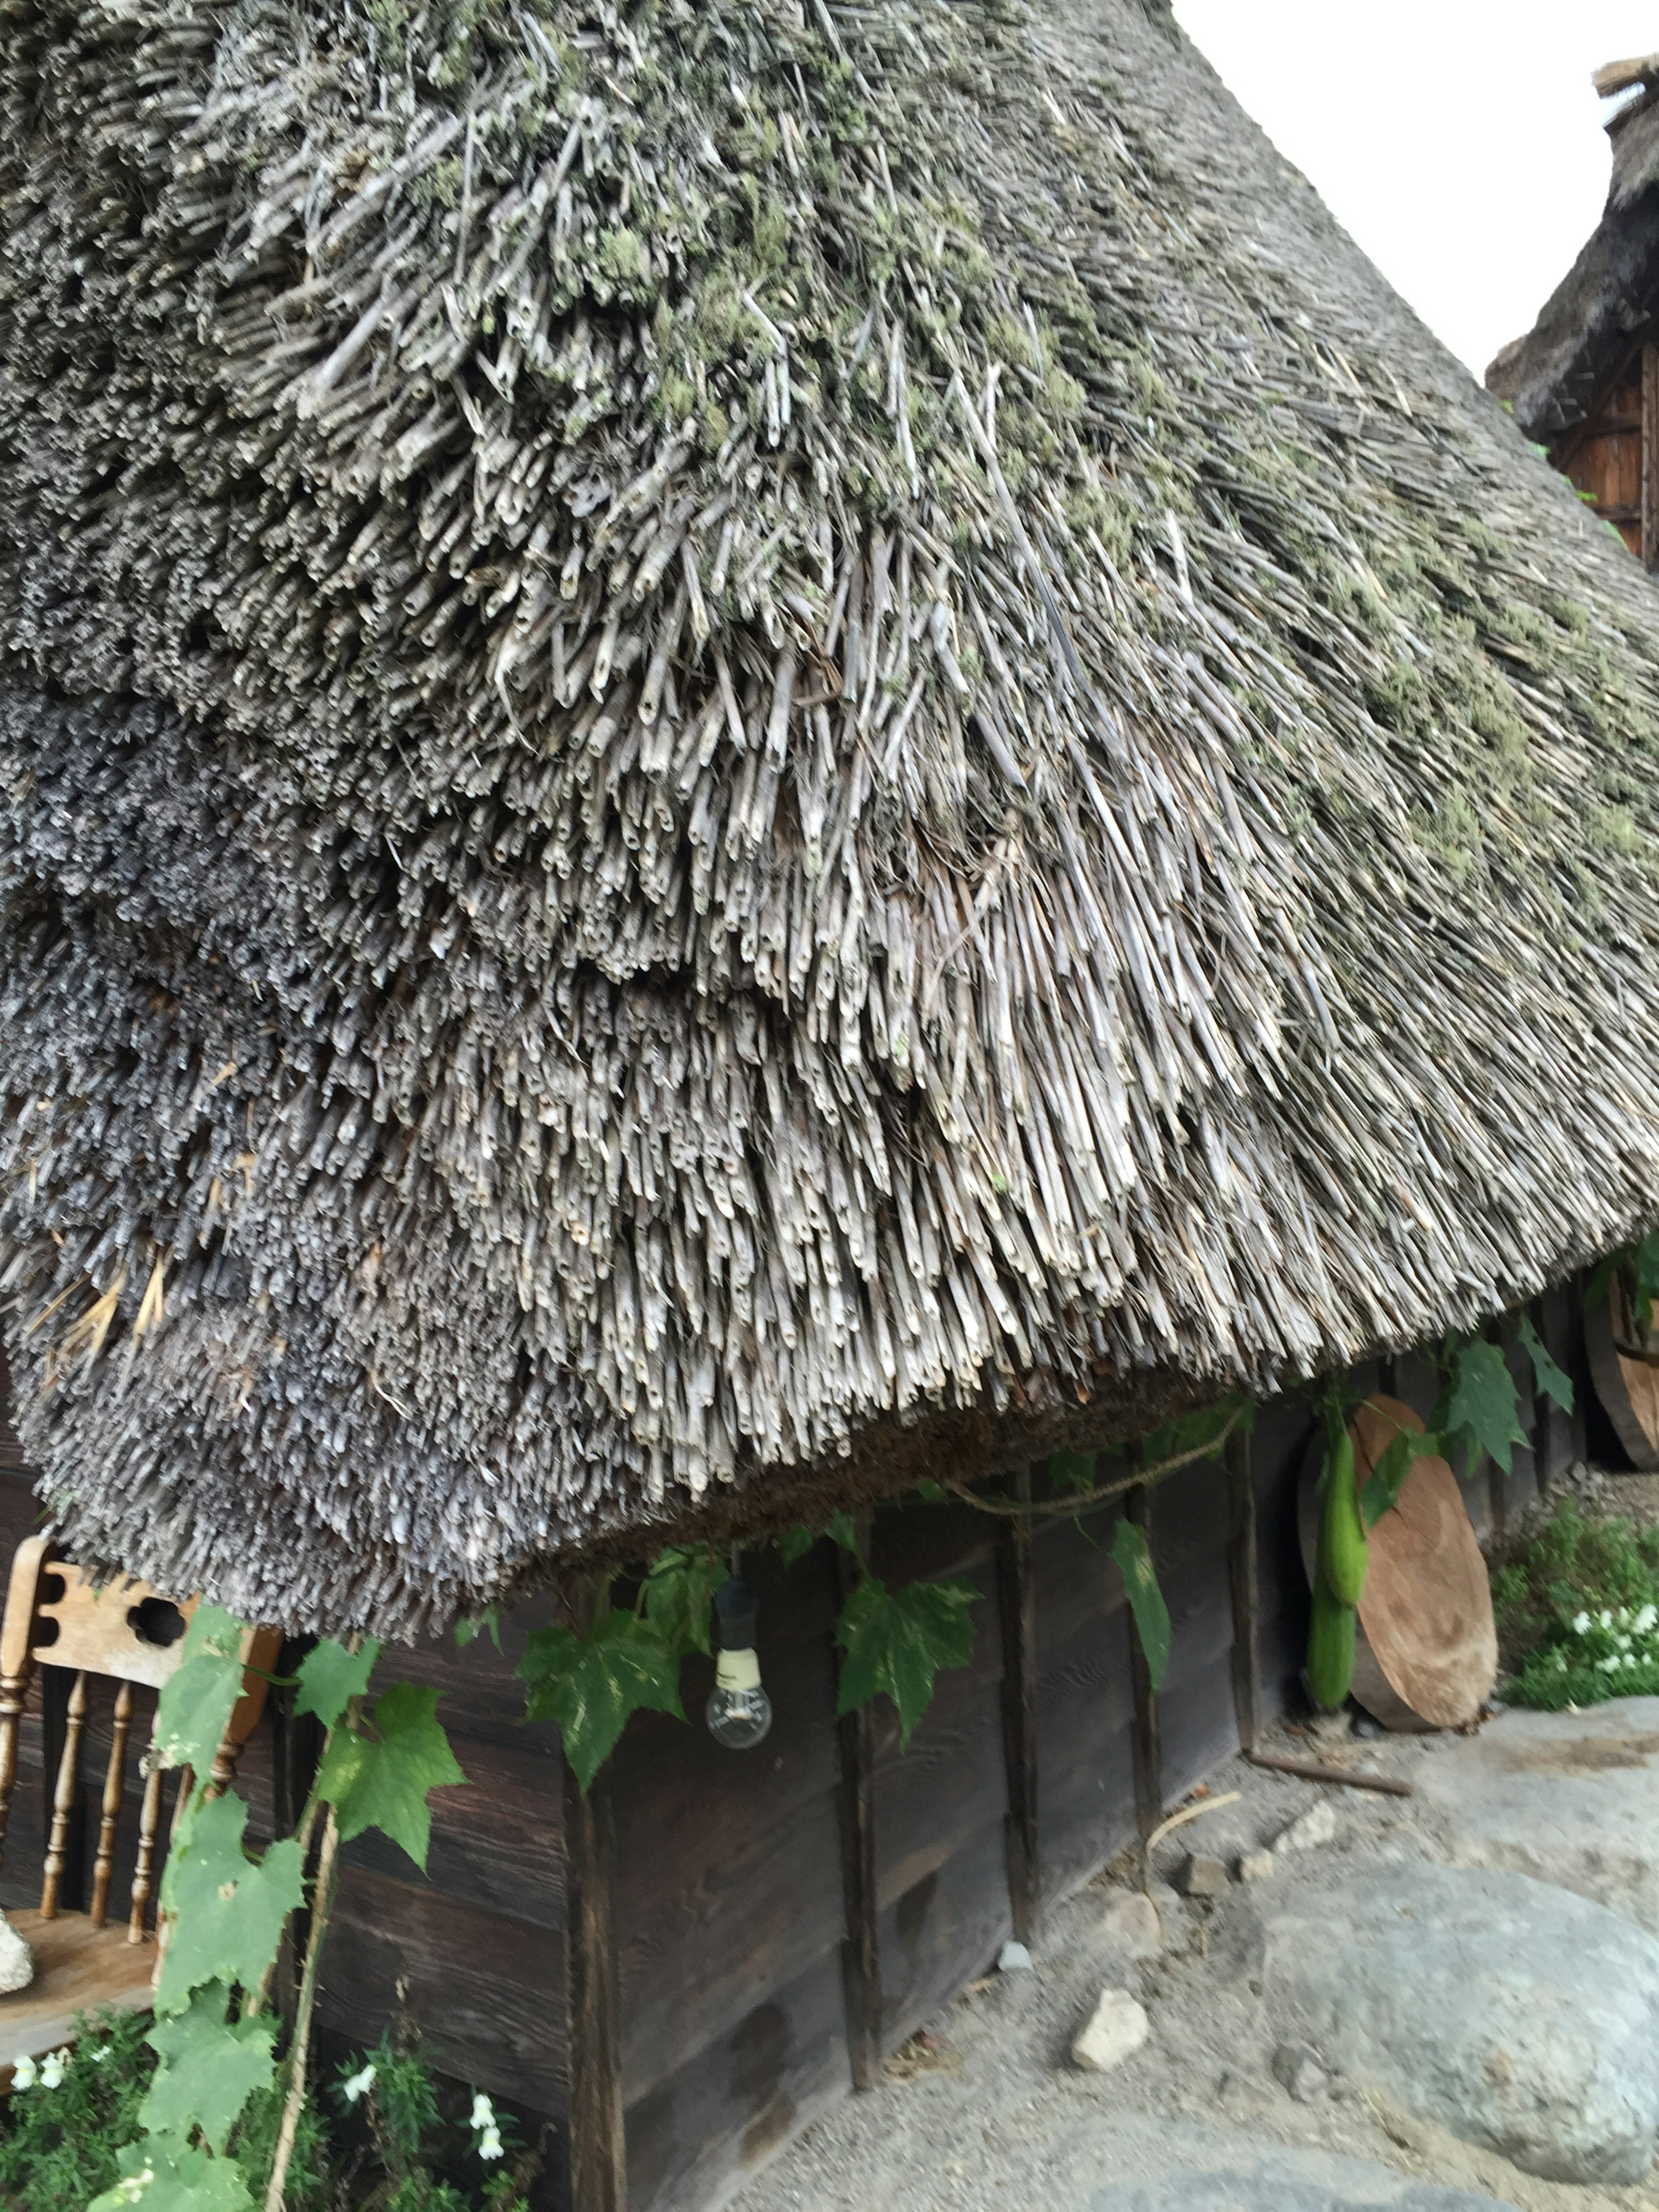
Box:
xmin=1110 ymin=1520 xmax=1170 ymax=1693
xmin=1445 ymin=1338 xmax=1527 ymax=1475
xmin=454 ymin=1605 xmax=502 ymax=1650
xmin=776 ymin=1525 xmax=817 ymax=1567
xmin=156 ymin=1792 xmax=305 ymax=2015
xmin=1049 ymin=1448 xmax=1098 ymax=1492
xmin=519 ymin=1611 xmax=685 ymax=1792
xmin=641 ymin=1545 xmax=723 ymax=1656
xmin=315 ymin=1682 xmax=468 ymax=1869
xmin=1360 ymin=1426 xmax=1440 ymax=1529
xmin=141 ymin=1983 xmax=276 ymax=2152
xmin=153 ymin=1604 xmax=244 ymax=1776
xmin=1139 ymin=1396 xmax=1253 ymax=1467
xmin=828 ymin=1508 xmax=864 ymax=1559
xmin=89 ymin=2132 xmax=256 ymax=2212
xmin=1517 ymin=1314 xmax=1573 ymax=1415
xmin=294 ymin=1636 xmax=379 ymax=1729
xmin=834 ymin=1574 xmax=977 ymax=1746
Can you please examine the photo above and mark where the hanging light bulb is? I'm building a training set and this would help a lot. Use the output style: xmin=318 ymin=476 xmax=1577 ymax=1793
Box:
xmin=706 ymin=1572 xmax=772 ymax=1749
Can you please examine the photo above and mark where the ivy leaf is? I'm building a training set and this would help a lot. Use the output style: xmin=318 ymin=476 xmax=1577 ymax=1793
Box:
xmin=776 ymin=1525 xmax=817 ymax=1567
xmin=454 ymin=1606 xmax=502 ymax=1651
xmin=1360 ymin=1427 xmax=1439 ymax=1529
xmin=89 ymin=2133 xmax=256 ymax=2212
xmin=293 ymin=1637 xmax=379 ymax=1729
xmin=1140 ymin=1395 xmax=1251 ymax=1468
xmin=1110 ymin=1520 xmax=1170 ymax=1694
xmin=1445 ymin=1338 xmax=1527 ymax=1475
xmin=1517 ymin=1314 xmax=1573 ymax=1415
xmin=156 ymin=1793 xmax=305 ymax=2015
xmin=834 ymin=1575 xmax=978 ymax=1746
xmin=315 ymin=1682 xmax=467 ymax=1870
xmin=1049 ymin=1448 xmax=1097 ymax=1493
xmin=642 ymin=1545 xmax=723 ymax=1656
xmin=153 ymin=1604 xmax=244 ymax=1777
xmin=141 ymin=1984 xmax=275 ymax=2152
xmin=828 ymin=1508 xmax=864 ymax=1559
xmin=912 ymin=1479 xmax=948 ymax=1503
xmin=520 ymin=1611 xmax=686 ymax=1792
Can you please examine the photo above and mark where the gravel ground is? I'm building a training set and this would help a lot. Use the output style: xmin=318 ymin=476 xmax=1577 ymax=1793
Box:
xmin=729 ymin=1714 xmax=1659 ymax=2212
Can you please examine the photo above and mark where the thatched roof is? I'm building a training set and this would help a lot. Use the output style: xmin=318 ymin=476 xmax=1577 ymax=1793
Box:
xmin=7 ymin=0 xmax=1659 ymax=1637
xmin=1487 ymin=54 xmax=1659 ymax=439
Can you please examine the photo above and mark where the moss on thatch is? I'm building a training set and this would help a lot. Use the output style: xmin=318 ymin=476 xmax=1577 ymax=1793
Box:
xmin=6 ymin=0 xmax=1659 ymax=1633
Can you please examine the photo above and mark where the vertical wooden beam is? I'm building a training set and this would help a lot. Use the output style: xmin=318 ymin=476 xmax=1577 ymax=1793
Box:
xmin=995 ymin=1466 xmax=1039 ymax=1945
xmin=270 ymin=1639 xmax=324 ymax=2021
xmin=1125 ymin=1484 xmax=1162 ymax=1842
xmin=833 ymin=1515 xmax=881 ymax=2088
xmin=39 ymin=1666 xmax=86 ymax=1916
xmin=563 ymin=1574 xmax=626 ymax=2212
xmin=1643 ymin=342 xmax=1659 ymax=569
xmin=1225 ymin=1427 xmax=1260 ymax=1754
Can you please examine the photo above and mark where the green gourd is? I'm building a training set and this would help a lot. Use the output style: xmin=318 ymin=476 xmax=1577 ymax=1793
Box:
xmin=1306 ymin=1574 xmax=1357 ymax=1710
xmin=1317 ymin=1416 xmax=1369 ymax=1607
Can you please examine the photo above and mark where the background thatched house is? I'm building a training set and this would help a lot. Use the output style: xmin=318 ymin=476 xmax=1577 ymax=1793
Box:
xmin=1489 ymin=52 xmax=1659 ymax=564
xmin=3 ymin=0 xmax=1659 ymax=2206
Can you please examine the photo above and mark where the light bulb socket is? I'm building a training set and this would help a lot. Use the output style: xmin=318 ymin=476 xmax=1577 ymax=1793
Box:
xmin=713 ymin=1573 xmax=758 ymax=1653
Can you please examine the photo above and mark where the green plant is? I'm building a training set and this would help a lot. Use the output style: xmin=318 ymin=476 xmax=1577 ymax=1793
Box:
xmin=83 ymin=1607 xmax=469 ymax=2212
xmin=0 ymin=2008 xmax=152 ymax=2209
xmin=1492 ymin=1496 xmax=1659 ymax=1711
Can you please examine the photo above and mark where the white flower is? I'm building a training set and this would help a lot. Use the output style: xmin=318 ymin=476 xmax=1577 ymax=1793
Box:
xmin=1637 ymin=1606 xmax=1656 ymax=1635
xmin=38 ymin=2049 xmax=67 ymax=2089
xmin=1573 ymin=1611 xmax=1591 ymax=1635
xmin=1600 ymin=1610 xmax=1614 ymax=1629
xmin=113 ymin=2165 xmax=154 ymax=2203
xmin=478 ymin=2127 xmax=505 ymax=2162
xmin=11 ymin=2054 xmax=35 ymax=2091
xmin=470 ymin=2091 xmax=497 ymax=2133
xmin=342 ymin=2062 xmax=378 ymax=2106
xmin=1628 ymin=1653 xmax=1640 ymax=1668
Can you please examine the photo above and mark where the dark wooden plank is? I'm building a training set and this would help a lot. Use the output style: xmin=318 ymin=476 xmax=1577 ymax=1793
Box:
xmin=319 ymin=1864 xmax=564 ymax=2107
xmin=1125 ymin=1484 xmax=1161 ymax=1842
xmin=877 ymin=1815 xmax=1010 ymax=2051
xmin=832 ymin=1518 xmax=880 ymax=2090
xmin=626 ymin=1951 xmax=849 ymax=2212
xmin=342 ymin=1733 xmax=564 ymax=1926
xmin=995 ymin=1467 xmax=1039 ymax=1944
xmin=563 ymin=1576 xmax=626 ymax=2212
xmin=1227 ymin=1426 xmax=1260 ymax=1751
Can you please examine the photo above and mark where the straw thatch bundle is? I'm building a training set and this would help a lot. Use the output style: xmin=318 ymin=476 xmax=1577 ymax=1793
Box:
xmin=6 ymin=0 xmax=1659 ymax=1636
xmin=1488 ymin=54 xmax=1659 ymax=438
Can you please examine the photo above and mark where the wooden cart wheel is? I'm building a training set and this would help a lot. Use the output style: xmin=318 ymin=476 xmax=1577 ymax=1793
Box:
xmin=1585 ymin=1278 xmax=1659 ymax=1471
xmin=1299 ymin=1396 xmax=1496 ymax=1730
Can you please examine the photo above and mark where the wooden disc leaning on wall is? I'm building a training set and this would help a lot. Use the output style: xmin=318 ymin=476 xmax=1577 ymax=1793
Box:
xmin=1585 ymin=1278 xmax=1659 ymax=1471
xmin=1348 ymin=1397 xmax=1497 ymax=1730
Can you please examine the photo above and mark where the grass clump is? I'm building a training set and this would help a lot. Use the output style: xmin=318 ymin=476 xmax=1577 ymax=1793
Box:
xmin=1492 ymin=1498 xmax=1659 ymax=1709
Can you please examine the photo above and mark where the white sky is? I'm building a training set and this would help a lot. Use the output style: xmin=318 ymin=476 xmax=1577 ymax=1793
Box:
xmin=1172 ymin=1 xmax=1658 ymax=376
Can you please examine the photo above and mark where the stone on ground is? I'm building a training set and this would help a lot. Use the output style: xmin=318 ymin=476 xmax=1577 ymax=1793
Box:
xmin=1249 ymin=1861 xmax=1659 ymax=2183
xmin=1071 ymin=1986 xmax=1150 ymax=2072
xmin=1176 ymin=1853 xmax=1228 ymax=1898
xmin=1272 ymin=1798 xmax=1336 ymax=1854
xmin=1100 ymin=1890 xmax=1163 ymax=1955
xmin=1235 ymin=1850 xmax=1273 ymax=1884
xmin=0 ymin=1911 xmax=31 ymax=1995
xmin=1414 ymin=1698 xmax=1659 ymax=1934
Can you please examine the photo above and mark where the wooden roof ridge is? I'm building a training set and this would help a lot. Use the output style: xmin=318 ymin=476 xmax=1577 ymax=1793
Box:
xmin=6 ymin=0 xmax=1659 ymax=1634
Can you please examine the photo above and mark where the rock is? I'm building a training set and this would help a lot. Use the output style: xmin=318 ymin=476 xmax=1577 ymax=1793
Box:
xmin=1252 ymin=1861 xmax=1659 ymax=2183
xmin=1071 ymin=1986 xmax=1150 ymax=2073
xmin=1176 ymin=1853 xmax=1229 ymax=1898
xmin=1272 ymin=1797 xmax=1337 ymax=1854
xmin=1236 ymin=1850 xmax=1274 ymax=1884
xmin=1271 ymin=2041 xmax=1328 ymax=2103
xmin=1414 ymin=1699 xmax=1659 ymax=1935
xmin=0 ymin=1912 xmax=31 ymax=1996
xmin=1082 ymin=2116 xmax=1519 ymax=2209
xmin=1100 ymin=1890 xmax=1164 ymax=1956
xmin=997 ymin=1939 xmax=1033 ymax=1972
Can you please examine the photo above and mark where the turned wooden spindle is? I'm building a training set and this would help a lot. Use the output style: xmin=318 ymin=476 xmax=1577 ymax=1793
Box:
xmin=0 ymin=1666 xmax=30 ymax=1879
xmin=41 ymin=1669 xmax=88 ymax=1919
xmin=129 ymin=1736 xmax=165 ymax=1945
xmin=89 ymin=1678 xmax=133 ymax=1931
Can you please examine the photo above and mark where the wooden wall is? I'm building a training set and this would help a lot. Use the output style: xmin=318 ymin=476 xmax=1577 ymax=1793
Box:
xmin=0 ymin=1303 xmax=1587 ymax=2212
xmin=1555 ymin=341 xmax=1658 ymax=564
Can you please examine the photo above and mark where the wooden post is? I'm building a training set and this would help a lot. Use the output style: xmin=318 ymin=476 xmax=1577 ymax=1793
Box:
xmin=833 ymin=1516 xmax=881 ymax=2088
xmin=1225 ymin=1427 xmax=1260 ymax=1753
xmin=270 ymin=1640 xmax=324 ymax=2019
xmin=1643 ymin=342 xmax=1659 ymax=569
xmin=995 ymin=1466 xmax=1039 ymax=1945
xmin=563 ymin=1575 xmax=626 ymax=2212
xmin=1125 ymin=1484 xmax=1162 ymax=1842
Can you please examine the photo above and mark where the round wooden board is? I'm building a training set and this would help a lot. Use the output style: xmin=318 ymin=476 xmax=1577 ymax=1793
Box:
xmin=1350 ymin=1397 xmax=1496 ymax=1729
xmin=1586 ymin=1281 xmax=1659 ymax=1471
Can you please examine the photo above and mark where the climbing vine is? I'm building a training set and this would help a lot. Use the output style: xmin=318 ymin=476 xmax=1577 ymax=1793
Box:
xmin=88 ymin=1610 xmax=468 ymax=2212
